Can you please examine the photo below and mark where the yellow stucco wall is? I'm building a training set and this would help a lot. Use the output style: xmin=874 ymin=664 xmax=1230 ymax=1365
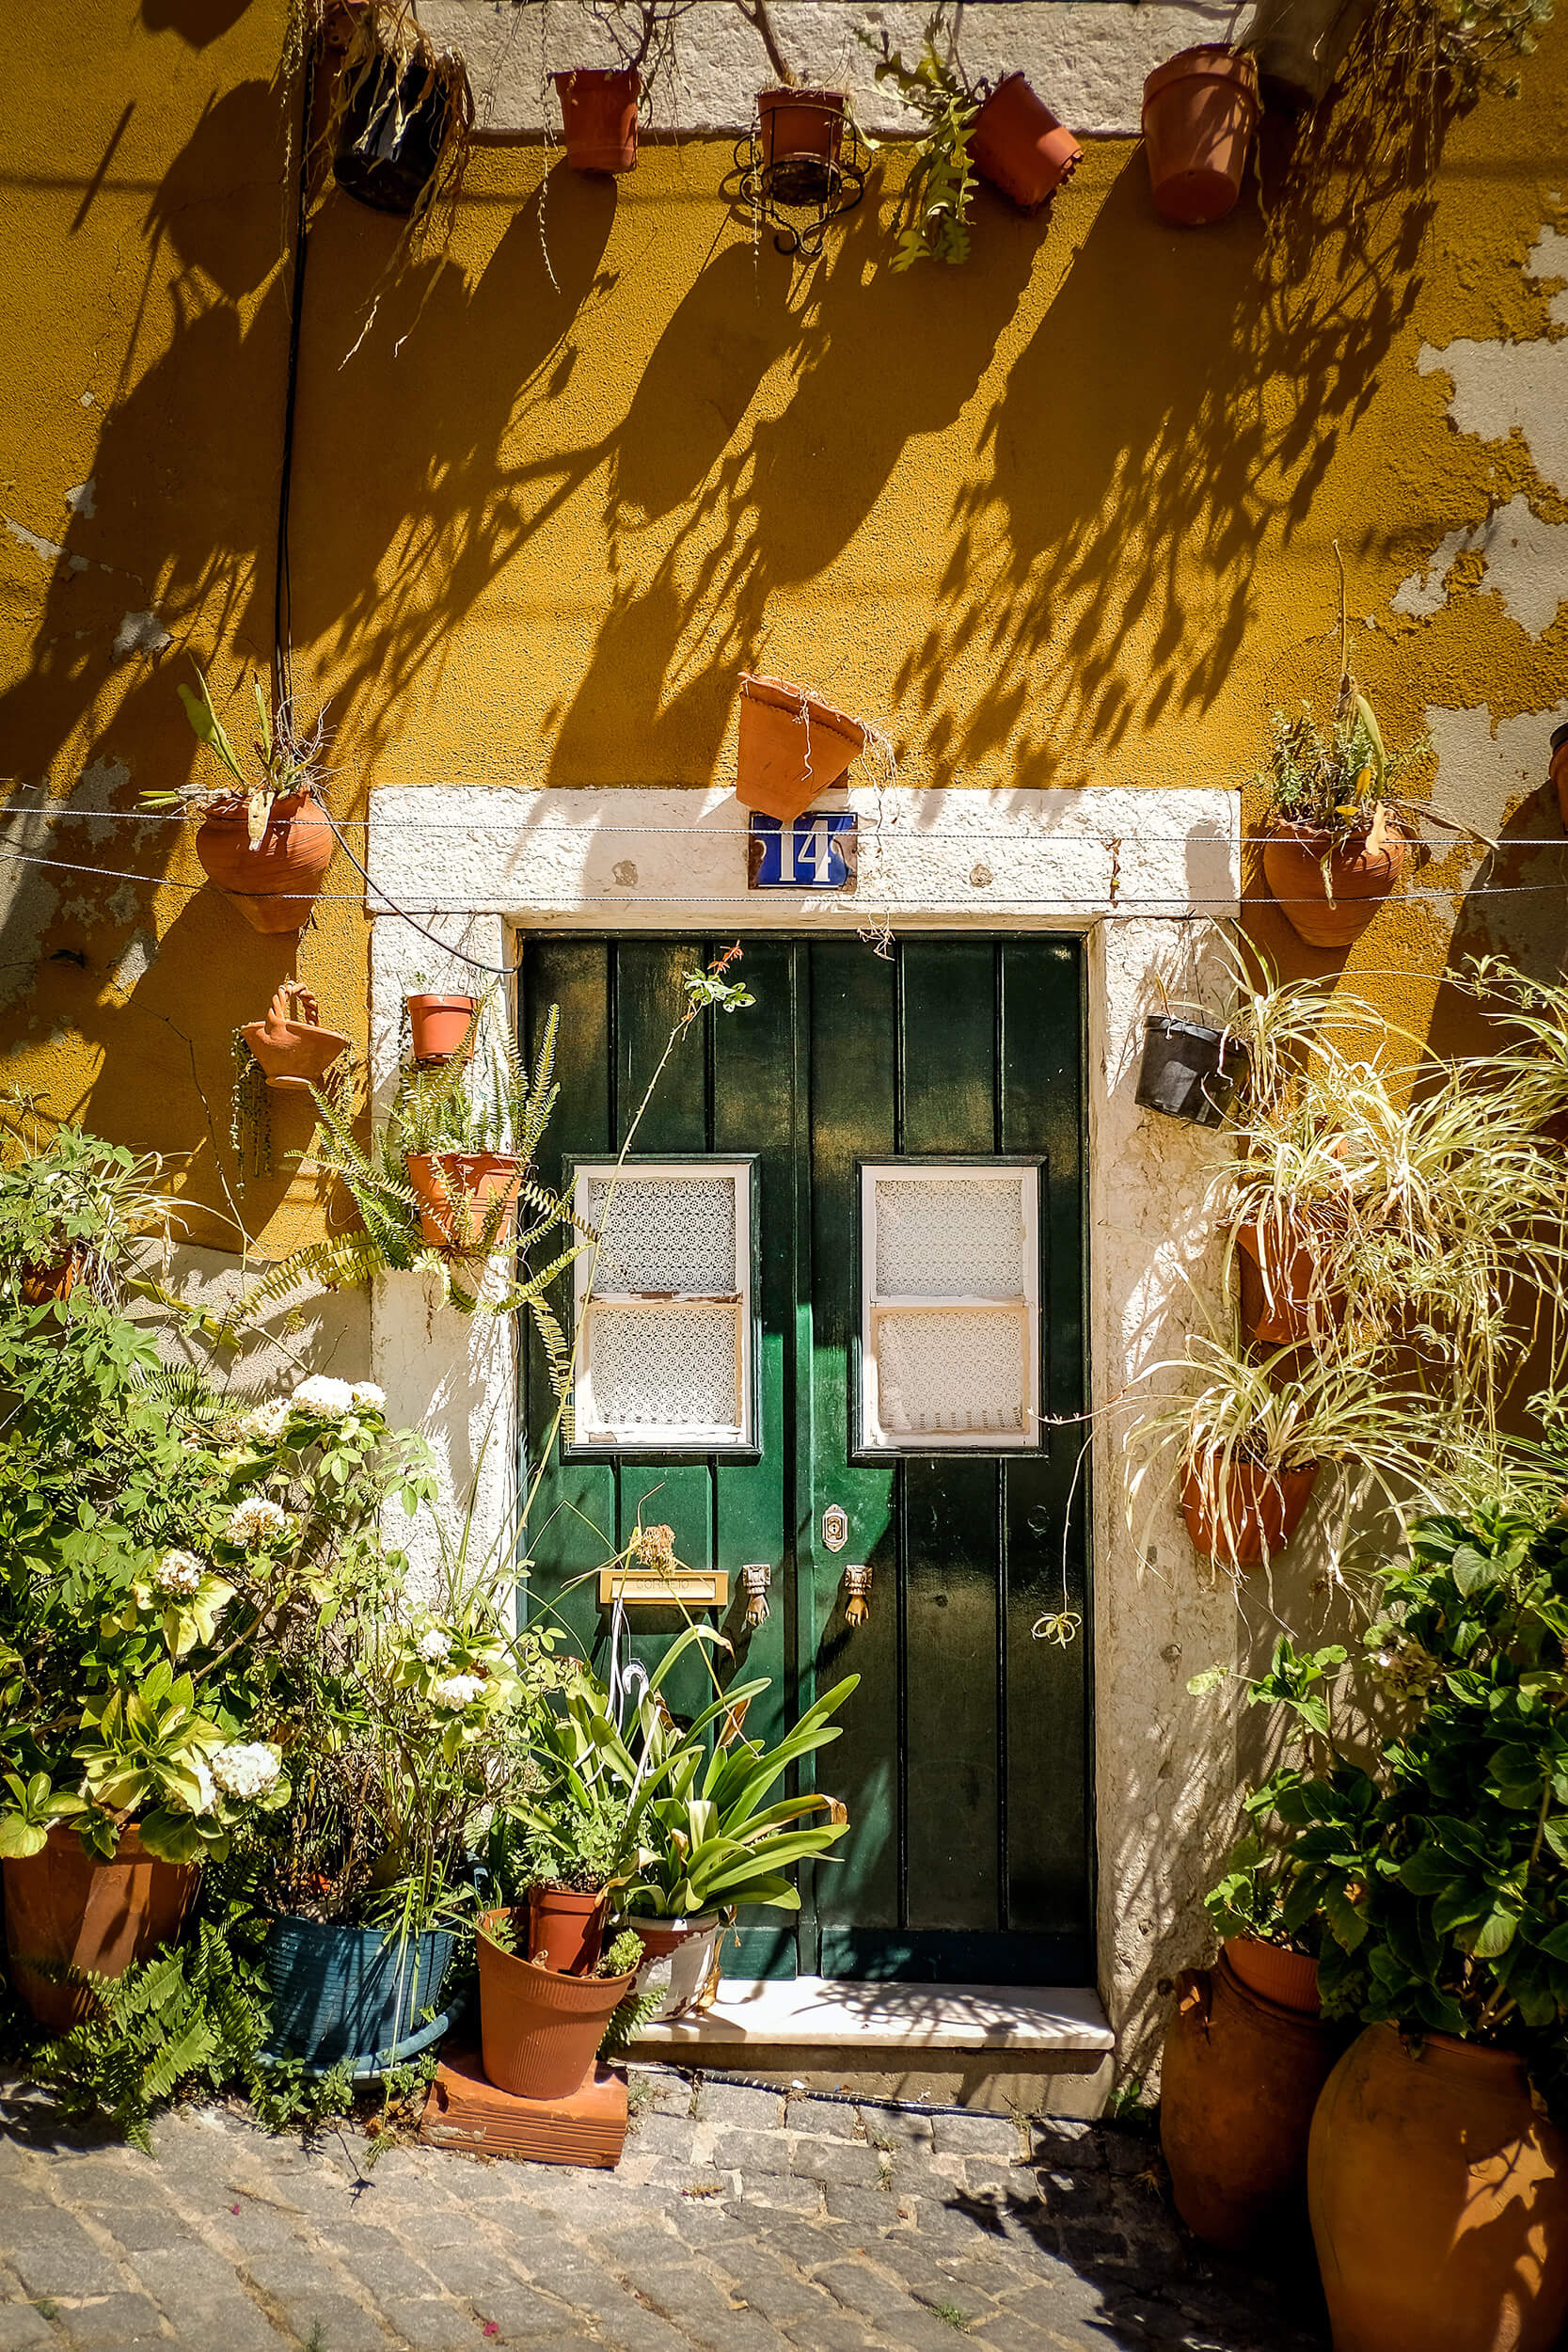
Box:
xmin=2 ymin=0 xmax=1565 ymax=1252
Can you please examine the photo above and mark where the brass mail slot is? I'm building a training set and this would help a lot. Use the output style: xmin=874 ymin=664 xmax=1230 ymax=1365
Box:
xmin=597 ymin=1567 xmax=730 ymax=1609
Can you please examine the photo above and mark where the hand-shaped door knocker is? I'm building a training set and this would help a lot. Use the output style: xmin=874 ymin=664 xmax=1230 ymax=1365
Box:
xmin=841 ymin=1563 xmax=873 ymax=1628
xmin=741 ymin=1562 xmax=772 ymax=1629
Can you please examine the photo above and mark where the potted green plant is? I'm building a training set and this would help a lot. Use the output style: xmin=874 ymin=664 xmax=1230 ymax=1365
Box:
xmin=476 ymin=1910 xmax=644 ymax=2102
xmin=863 ymin=15 xmax=1079 ymax=266
xmin=0 ymin=1119 xmax=175 ymax=1307
xmin=405 ymin=982 xmax=478 ymax=1067
xmin=1257 ymin=681 xmax=1418 ymax=948
xmin=147 ymin=663 xmax=334 ymax=935
xmin=1234 ymin=1486 xmax=1568 ymax=2351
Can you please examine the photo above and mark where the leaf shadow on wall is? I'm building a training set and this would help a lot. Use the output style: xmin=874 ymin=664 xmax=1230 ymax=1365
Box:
xmin=542 ymin=183 xmax=1039 ymax=784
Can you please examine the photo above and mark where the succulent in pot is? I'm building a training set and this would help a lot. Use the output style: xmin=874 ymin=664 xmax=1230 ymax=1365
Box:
xmin=147 ymin=661 xmax=334 ymax=935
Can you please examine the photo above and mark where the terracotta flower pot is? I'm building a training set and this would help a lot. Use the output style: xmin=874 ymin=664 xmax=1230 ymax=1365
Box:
xmin=528 ymin=1884 xmax=610 ymax=1978
xmin=19 ymin=1249 xmax=83 ymax=1307
xmin=1550 ymin=721 xmax=1568 ymax=829
xmin=971 ymin=74 xmax=1082 ymax=210
xmin=1261 ymin=817 xmax=1410 ymax=948
xmin=755 ymin=87 xmax=847 ymax=203
xmin=1309 ymin=2023 xmax=1568 ymax=2352
xmin=2 ymin=1822 xmax=201 ymax=2032
xmin=477 ymin=1908 xmax=638 ymax=2103
xmin=1161 ymin=1952 xmax=1341 ymax=2257
xmin=241 ymin=982 xmax=350 ymax=1094
xmin=1235 ymin=1217 xmax=1329 ymax=1345
xmin=736 ymin=674 xmax=865 ymax=824
xmin=406 ymin=993 xmax=478 ymax=1066
xmin=195 ymin=792 xmax=334 ymax=935
xmin=404 ymin=1152 xmax=524 ymax=1251
xmin=553 ymin=69 xmax=640 ymax=172
xmin=622 ymin=1914 xmax=726 ymax=2020
xmin=1141 ymin=46 xmax=1259 ymax=227
xmin=1180 ymin=1455 xmax=1319 ymax=1570
xmin=1223 ymin=1936 xmax=1321 ymax=2015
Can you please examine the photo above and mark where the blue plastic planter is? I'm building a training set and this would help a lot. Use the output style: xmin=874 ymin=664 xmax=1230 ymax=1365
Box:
xmin=261 ymin=1915 xmax=456 ymax=2079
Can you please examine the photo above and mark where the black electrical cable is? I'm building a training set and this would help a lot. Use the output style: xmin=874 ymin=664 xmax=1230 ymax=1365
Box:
xmin=273 ymin=33 xmax=317 ymax=714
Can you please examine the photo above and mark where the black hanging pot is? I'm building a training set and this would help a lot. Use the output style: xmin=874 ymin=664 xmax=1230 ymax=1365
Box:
xmin=1136 ymin=1016 xmax=1246 ymax=1126
xmin=333 ymin=37 xmax=467 ymax=217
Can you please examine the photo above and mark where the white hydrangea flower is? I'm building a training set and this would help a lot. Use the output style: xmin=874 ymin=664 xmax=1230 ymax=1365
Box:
xmin=417 ymin=1627 xmax=453 ymax=1663
xmin=242 ymin=1396 xmax=293 ymax=1443
xmin=181 ymin=1754 xmax=217 ymax=1814
xmin=226 ymin=1496 xmax=293 ymax=1548
xmin=350 ymin=1382 xmax=386 ymax=1412
xmin=429 ymin=1673 xmax=486 ymax=1711
xmin=154 ymin=1549 xmax=205 ymax=1597
xmin=212 ymin=1741 xmax=282 ymax=1801
xmin=291 ymin=1375 xmax=355 ymax=1417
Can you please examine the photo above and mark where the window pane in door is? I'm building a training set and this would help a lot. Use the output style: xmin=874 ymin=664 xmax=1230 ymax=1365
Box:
xmin=585 ymin=1302 xmax=741 ymax=1438
xmin=875 ymin=1306 xmax=1027 ymax=1437
xmin=586 ymin=1174 xmax=736 ymax=1295
xmin=874 ymin=1176 xmax=1024 ymax=1299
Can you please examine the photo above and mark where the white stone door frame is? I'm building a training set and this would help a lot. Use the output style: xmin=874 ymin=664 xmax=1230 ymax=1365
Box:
xmin=366 ymin=783 xmax=1241 ymax=2054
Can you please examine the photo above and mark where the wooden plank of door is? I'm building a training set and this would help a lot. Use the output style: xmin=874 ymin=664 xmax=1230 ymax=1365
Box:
xmin=1001 ymin=938 xmax=1090 ymax=1963
xmin=519 ymin=940 xmax=618 ymax=1677
xmin=807 ymin=938 xmax=898 ymax=1954
xmin=900 ymin=939 xmax=1002 ymax=1936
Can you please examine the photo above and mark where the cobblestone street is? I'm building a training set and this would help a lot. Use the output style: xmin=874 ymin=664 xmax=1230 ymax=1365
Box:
xmin=1 ymin=2072 xmax=1326 ymax=2352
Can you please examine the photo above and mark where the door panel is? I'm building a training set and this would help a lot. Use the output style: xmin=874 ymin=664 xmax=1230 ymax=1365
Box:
xmin=520 ymin=934 xmax=1090 ymax=1985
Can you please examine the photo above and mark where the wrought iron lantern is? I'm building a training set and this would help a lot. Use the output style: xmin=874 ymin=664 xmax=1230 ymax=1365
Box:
xmin=735 ymin=86 xmax=866 ymax=257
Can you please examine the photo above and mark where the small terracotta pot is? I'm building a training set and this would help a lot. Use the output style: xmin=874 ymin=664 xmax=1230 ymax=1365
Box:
xmin=1141 ymin=45 xmax=1259 ymax=227
xmin=1309 ymin=2023 xmax=1568 ymax=2352
xmin=478 ymin=1908 xmax=638 ymax=2103
xmin=3 ymin=1822 xmax=201 ymax=2032
xmin=1261 ymin=817 xmax=1411 ymax=948
xmin=528 ymin=1884 xmax=610 ymax=1978
xmin=621 ymin=1914 xmax=726 ymax=2020
xmin=553 ymin=69 xmax=640 ymax=172
xmin=195 ymin=792 xmax=334 ymax=934
xmin=971 ymin=73 xmax=1082 ymax=210
xmin=736 ymin=674 xmax=865 ymax=824
xmin=1235 ymin=1217 xmax=1330 ymax=1346
xmin=404 ymin=1152 xmax=524 ymax=1251
xmin=20 ymin=1250 xmax=83 ymax=1307
xmin=1161 ymin=1953 xmax=1340 ymax=2257
xmin=1180 ymin=1455 xmax=1319 ymax=1570
xmin=406 ymin=993 xmax=477 ymax=1066
xmin=1550 ymin=722 xmax=1568 ymax=829
xmin=241 ymin=982 xmax=350 ymax=1094
xmin=1223 ymin=1936 xmax=1321 ymax=2015
xmin=755 ymin=87 xmax=847 ymax=203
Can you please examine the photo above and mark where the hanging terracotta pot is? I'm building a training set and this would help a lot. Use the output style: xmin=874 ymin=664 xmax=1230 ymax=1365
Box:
xmin=241 ymin=982 xmax=351 ymax=1094
xmin=3 ymin=1823 xmax=201 ymax=2032
xmin=1550 ymin=721 xmax=1568 ymax=828
xmin=477 ymin=1908 xmax=639 ymax=2103
xmin=406 ymin=993 xmax=477 ymax=1066
xmin=553 ymin=69 xmax=641 ymax=172
xmin=971 ymin=74 xmax=1082 ymax=210
xmin=755 ymin=87 xmax=847 ymax=202
xmin=1223 ymin=1936 xmax=1321 ymax=2015
xmin=736 ymin=674 xmax=865 ymax=823
xmin=1309 ymin=2023 xmax=1568 ymax=2352
xmin=1261 ymin=818 xmax=1410 ymax=948
xmin=195 ymin=792 xmax=334 ymax=935
xmin=1181 ymin=1454 xmax=1319 ymax=1569
xmin=1160 ymin=1951 xmax=1340 ymax=2258
xmin=404 ymin=1152 xmax=524 ymax=1251
xmin=1141 ymin=46 xmax=1259 ymax=227
xmin=528 ymin=1884 xmax=610 ymax=1978
xmin=1235 ymin=1217 xmax=1329 ymax=1345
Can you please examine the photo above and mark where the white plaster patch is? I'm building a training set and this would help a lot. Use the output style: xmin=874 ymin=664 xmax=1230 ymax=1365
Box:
xmin=106 ymin=930 xmax=156 ymax=996
xmin=1393 ymin=492 xmax=1568 ymax=638
xmin=1526 ymin=224 xmax=1568 ymax=327
xmin=113 ymin=610 xmax=171 ymax=660
xmin=6 ymin=515 xmax=88 ymax=573
xmin=1416 ymin=224 xmax=1568 ymax=493
xmin=65 ymin=479 xmax=97 ymax=520
xmin=1425 ymin=698 xmax=1568 ymax=847
xmin=0 ymin=757 xmax=134 ymax=1009
xmin=427 ymin=0 xmax=1257 ymax=137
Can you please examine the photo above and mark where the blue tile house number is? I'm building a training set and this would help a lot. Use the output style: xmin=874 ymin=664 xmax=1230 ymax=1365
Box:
xmin=747 ymin=810 xmax=858 ymax=891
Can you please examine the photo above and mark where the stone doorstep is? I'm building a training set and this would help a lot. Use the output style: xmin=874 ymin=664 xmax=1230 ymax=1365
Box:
xmin=629 ymin=1979 xmax=1116 ymax=2110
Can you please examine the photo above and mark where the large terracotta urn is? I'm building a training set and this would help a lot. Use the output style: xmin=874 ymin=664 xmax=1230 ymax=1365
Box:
xmin=3 ymin=1823 xmax=200 ymax=2031
xmin=1309 ymin=2023 xmax=1568 ymax=2352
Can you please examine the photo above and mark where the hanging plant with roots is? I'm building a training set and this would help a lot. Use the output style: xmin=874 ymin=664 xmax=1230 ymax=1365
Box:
xmin=318 ymin=1 xmax=475 ymax=251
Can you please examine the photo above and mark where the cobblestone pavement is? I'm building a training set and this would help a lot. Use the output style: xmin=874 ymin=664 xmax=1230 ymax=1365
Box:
xmin=1 ymin=2070 xmax=1327 ymax=2352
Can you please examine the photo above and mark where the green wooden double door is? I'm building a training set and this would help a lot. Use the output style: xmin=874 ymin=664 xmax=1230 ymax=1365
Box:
xmin=519 ymin=934 xmax=1090 ymax=1985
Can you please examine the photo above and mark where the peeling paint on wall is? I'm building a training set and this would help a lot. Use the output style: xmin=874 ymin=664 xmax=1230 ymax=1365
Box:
xmin=6 ymin=515 xmax=88 ymax=573
xmin=112 ymin=610 xmax=171 ymax=660
xmin=0 ymin=756 xmax=132 ymax=1009
xmin=1393 ymin=492 xmax=1568 ymax=636
xmin=1417 ymin=225 xmax=1568 ymax=493
xmin=64 ymin=478 xmax=96 ymax=518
